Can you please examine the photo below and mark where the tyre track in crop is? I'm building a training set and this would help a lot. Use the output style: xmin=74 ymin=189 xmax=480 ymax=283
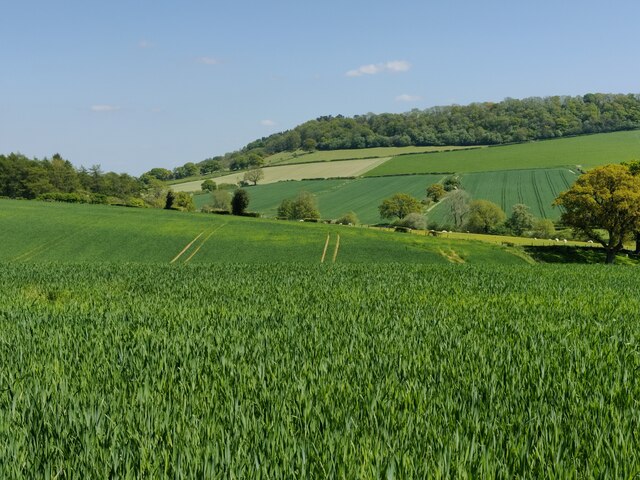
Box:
xmin=530 ymin=171 xmax=547 ymax=218
xmin=170 ymin=231 xmax=206 ymax=264
xmin=544 ymin=170 xmax=558 ymax=199
xmin=12 ymin=216 xmax=96 ymax=261
xmin=184 ymin=224 xmax=227 ymax=264
xmin=517 ymin=172 xmax=524 ymax=204
xmin=500 ymin=171 xmax=507 ymax=211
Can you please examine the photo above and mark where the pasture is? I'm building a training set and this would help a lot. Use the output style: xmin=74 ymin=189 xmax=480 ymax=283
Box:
xmin=171 ymin=157 xmax=390 ymax=192
xmin=1 ymin=263 xmax=639 ymax=477
xmin=0 ymin=199 xmax=523 ymax=264
xmin=264 ymin=145 xmax=479 ymax=165
xmin=365 ymin=130 xmax=640 ymax=176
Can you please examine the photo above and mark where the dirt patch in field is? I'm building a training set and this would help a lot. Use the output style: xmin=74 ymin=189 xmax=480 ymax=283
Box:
xmin=439 ymin=248 xmax=465 ymax=264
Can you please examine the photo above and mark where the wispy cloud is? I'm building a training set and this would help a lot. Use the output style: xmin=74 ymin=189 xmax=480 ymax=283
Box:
xmin=261 ymin=119 xmax=276 ymax=127
xmin=197 ymin=56 xmax=220 ymax=65
xmin=138 ymin=40 xmax=153 ymax=49
xmin=346 ymin=60 xmax=411 ymax=77
xmin=395 ymin=94 xmax=422 ymax=102
xmin=90 ymin=105 xmax=120 ymax=112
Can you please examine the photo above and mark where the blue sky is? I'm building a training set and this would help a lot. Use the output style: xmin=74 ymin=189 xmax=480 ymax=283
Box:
xmin=1 ymin=0 xmax=639 ymax=174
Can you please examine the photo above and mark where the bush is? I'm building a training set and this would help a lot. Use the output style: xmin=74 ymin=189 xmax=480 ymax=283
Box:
xmin=241 ymin=211 xmax=261 ymax=218
xmin=201 ymin=179 xmax=217 ymax=192
xmin=529 ymin=218 xmax=556 ymax=239
xmin=335 ymin=211 xmax=359 ymax=225
xmin=37 ymin=192 xmax=91 ymax=204
xmin=393 ymin=213 xmax=426 ymax=230
xmin=394 ymin=226 xmax=411 ymax=233
xmin=201 ymin=205 xmax=231 ymax=215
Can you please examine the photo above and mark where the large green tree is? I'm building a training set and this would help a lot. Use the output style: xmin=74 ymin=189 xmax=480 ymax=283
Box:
xmin=231 ymin=189 xmax=250 ymax=215
xmin=378 ymin=193 xmax=423 ymax=220
xmin=465 ymin=200 xmax=506 ymax=234
xmin=554 ymin=164 xmax=640 ymax=263
xmin=622 ymin=160 xmax=640 ymax=253
xmin=277 ymin=191 xmax=320 ymax=220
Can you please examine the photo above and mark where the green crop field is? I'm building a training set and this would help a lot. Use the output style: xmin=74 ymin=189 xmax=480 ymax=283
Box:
xmin=1 ymin=263 xmax=639 ymax=477
xmin=0 ymin=199 xmax=524 ymax=264
xmin=195 ymin=175 xmax=446 ymax=224
xmin=365 ymin=130 xmax=640 ymax=176
xmin=264 ymin=145 xmax=479 ymax=165
xmin=427 ymin=168 xmax=577 ymax=223
xmin=194 ymin=168 xmax=576 ymax=224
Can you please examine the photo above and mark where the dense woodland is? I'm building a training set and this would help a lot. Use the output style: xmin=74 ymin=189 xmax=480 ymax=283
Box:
xmin=0 ymin=153 xmax=166 ymax=207
xmin=3 ymin=93 xmax=640 ymax=189
xmin=153 ymin=93 xmax=640 ymax=179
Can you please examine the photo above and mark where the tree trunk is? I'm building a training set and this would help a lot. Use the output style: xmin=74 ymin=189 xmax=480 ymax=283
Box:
xmin=635 ymin=231 xmax=640 ymax=254
xmin=605 ymin=248 xmax=616 ymax=264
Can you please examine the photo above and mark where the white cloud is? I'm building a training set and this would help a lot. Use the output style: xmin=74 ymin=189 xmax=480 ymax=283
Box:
xmin=395 ymin=94 xmax=422 ymax=102
xmin=138 ymin=40 xmax=153 ymax=49
xmin=346 ymin=60 xmax=411 ymax=77
xmin=90 ymin=105 xmax=120 ymax=112
xmin=261 ymin=119 xmax=276 ymax=127
xmin=197 ymin=56 xmax=219 ymax=65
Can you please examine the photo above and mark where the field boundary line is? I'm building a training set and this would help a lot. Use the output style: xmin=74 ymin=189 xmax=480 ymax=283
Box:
xmin=184 ymin=224 xmax=227 ymax=264
xmin=170 ymin=231 xmax=205 ymax=264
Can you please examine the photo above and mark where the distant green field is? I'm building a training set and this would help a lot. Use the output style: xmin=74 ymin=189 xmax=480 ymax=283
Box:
xmin=0 ymin=199 xmax=523 ymax=264
xmin=195 ymin=168 xmax=576 ymax=224
xmin=365 ymin=130 xmax=640 ymax=176
xmin=195 ymin=175 xmax=446 ymax=224
xmin=427 ymin=168 xmax=577 ymax=224
xmin=265 ymin=145 xmax=478 ymax=165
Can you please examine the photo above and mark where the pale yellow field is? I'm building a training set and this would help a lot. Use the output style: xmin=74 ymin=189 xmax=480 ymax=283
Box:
xmin=172 ymin=157 xmax=391 ymax=192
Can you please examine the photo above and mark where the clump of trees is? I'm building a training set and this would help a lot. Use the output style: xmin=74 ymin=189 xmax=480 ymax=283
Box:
xmin=164 ymin=191 xmax=195 ymax=212
xmin=0 ymin=153 xmax=155 ymax=207
xmin=278 ymin=192 xmax=320 ymax=220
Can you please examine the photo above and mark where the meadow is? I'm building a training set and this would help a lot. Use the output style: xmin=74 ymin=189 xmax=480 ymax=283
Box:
xmin=171 ymin=157 xmax=390 ymax=192
xmin=263 ymin=145 xmax=479 ymax=165
xmin=1 ymin=263 xmax=639 ymax=477
xmin=365 ymin=130 xmax=640 ymax=176
xmin=0 ymin=199 xmax=523 ymax=264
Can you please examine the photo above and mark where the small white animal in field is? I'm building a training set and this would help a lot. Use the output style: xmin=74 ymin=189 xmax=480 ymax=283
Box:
xmin=555 ymin=238 xmax=560 ymax=242
xmin=563 ymin=239 xmax=567 ymax=243
xmin=587 ymin=240 xmax=594 ymax=243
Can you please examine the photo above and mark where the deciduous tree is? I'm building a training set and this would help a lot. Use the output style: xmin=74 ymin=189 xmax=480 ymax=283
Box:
xmin=554 ymin=164 xmax=640 ymax=263
xmin=465 ymin=200 xmax=506 ymax=233
xmin=231 ymin=189 xmax=250 ymax=215
xmin=244 ymin=168 xmax=265 ymax=186
xmin=378 ymin=193 xmax=423 ymax=220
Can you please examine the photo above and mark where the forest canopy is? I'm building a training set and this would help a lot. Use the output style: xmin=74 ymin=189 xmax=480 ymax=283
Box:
xmin=152 ymin=93 xmax=640 ymax=178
